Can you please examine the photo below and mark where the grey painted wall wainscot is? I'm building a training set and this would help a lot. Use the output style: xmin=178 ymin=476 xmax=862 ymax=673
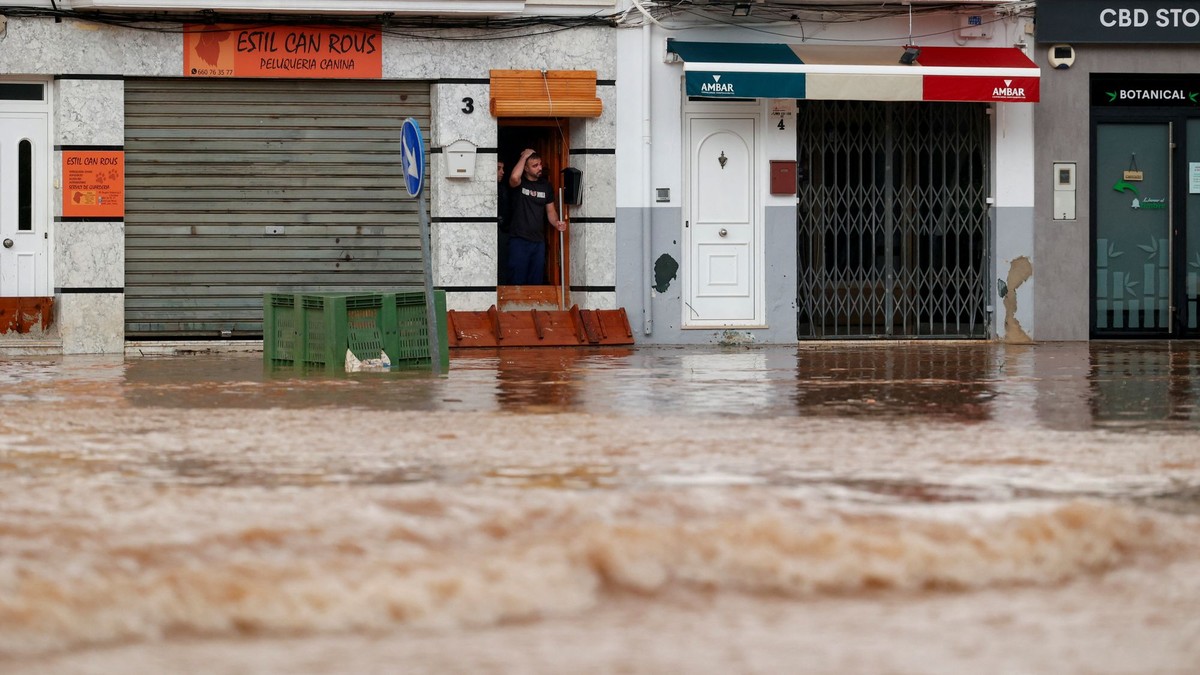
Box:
xmin=995 ymin=206 xmax=1036 ymax=341
xmin=616 ymin=205 xmax=797 ymax=345
xmin=53 ymin=77 xmax=126 ymax=354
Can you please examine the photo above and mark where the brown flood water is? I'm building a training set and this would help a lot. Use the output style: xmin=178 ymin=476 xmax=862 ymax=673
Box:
xmin=1 ymin=342 xmax=1199 ymax=674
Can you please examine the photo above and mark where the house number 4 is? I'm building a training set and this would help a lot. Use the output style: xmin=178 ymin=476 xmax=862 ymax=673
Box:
xmin=461 ymin=97 xmax=474 ymax=114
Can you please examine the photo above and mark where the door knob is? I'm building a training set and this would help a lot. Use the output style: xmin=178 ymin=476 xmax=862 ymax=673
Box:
xmin=2 ymin=238 xmax=12 ymax=249
xmin=718 ymin=228 xmax=728 ymax=237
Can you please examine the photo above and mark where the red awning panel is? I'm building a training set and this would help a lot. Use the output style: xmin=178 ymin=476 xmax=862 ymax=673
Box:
xmin=917 ymin=47 xmax=1040 ymax=103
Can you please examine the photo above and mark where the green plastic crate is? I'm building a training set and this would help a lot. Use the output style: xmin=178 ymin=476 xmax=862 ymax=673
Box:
xmin=263 ymin=290 xmax=448 ymax=373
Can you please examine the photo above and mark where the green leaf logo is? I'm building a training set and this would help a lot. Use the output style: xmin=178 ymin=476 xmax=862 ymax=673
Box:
xmin=1107 ymin=91 xmax=1117 ymax=102
xmin=1113 ymin=180 xmax=1139 ymax=195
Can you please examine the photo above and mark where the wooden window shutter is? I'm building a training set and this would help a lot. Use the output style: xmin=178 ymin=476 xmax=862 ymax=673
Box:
xmin=489 ymin=69 xmax=602 ymax=118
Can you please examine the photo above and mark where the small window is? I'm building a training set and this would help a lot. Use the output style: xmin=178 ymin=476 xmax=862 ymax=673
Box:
xmin=19 ymin=139 xmax=32 ymax=231
xmin=0 ymin=83 xmax=45 ymax=101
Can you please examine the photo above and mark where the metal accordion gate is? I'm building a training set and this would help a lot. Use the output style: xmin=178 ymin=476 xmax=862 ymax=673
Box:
xmin=796 ymin=100 xmax=991 ymax=339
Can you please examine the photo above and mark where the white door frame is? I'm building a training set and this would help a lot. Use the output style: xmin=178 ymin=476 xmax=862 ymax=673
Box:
xmin=682 ymin=104 xmax=764 ymax=328
xmin=0 ymin=80 xmax=53 ymax=298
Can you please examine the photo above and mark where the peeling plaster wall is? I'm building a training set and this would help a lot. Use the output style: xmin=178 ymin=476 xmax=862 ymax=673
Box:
xmin=993 ymin=101 xmax=1037 ymax=342
xmin=995 ymin=207 xmax=1036 ymax=342
xmin=1002 ymin=255 xmax=1034 ymax=344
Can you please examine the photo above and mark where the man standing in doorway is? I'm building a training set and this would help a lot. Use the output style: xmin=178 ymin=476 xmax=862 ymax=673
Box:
xmin=507 ymin=148 xmax=566 ymax=285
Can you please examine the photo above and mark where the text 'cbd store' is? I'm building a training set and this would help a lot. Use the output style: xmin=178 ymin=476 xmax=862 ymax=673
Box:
xmin=617 ymin=12 xmax=1040 ymax=344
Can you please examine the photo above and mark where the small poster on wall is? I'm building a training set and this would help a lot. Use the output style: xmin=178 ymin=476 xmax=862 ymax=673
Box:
xmin=769 ymin=99 xmax=794 ymax=131
xmin=1190 ymin=162 xmax=1200 ymax=194
xmin=62 ymin=151 xmax=124 ymax=219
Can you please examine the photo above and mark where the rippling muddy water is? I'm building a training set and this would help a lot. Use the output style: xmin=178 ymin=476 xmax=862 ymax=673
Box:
xmin=2 ymin=342 xmax=1199 ymax=674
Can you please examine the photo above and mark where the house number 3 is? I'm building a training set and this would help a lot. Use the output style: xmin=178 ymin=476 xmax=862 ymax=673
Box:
xmin=461 ymin=97 xmax=475 ymax=114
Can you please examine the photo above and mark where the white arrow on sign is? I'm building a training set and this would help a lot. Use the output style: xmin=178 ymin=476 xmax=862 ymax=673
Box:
xmin=404 ymin=139 xmax=419 ymax=180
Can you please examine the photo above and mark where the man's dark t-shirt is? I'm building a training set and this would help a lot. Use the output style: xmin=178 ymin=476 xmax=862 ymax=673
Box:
xmin=509 ymin=177 xmax=552 ymax=242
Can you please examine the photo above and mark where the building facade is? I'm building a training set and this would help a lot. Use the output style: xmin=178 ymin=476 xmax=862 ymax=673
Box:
xmin=1034 ymin=0 xmax=1200 ymax=340
xmin=4 ymin=1 xmax=1084 ymax=353
xmin=0 ymin=0 xmax=618 ymax=354
xmin=615 ymin=1 xmax=1040 ymax=344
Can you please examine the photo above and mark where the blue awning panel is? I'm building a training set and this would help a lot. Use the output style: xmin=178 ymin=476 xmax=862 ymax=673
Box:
xmin=685 ymin=70 xmax=806 ymax=99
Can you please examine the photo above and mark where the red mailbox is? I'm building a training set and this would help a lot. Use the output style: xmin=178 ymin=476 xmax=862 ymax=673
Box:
xmin=769 ymin=160 xmax=797 ymax=195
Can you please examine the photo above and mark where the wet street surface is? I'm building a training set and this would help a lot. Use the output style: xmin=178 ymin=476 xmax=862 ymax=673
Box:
xmin=1 ymin=342 xmax=1199 ymax=674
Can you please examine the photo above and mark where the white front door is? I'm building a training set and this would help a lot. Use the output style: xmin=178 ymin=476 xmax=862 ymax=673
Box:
xmin=685 ymin=116 xmax=758 ymax=325
xmin=0 ymin=111 xmax=49 ymax=297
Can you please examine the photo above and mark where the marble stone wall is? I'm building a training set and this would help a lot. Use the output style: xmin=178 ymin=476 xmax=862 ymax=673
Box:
xmin=565 ymin=93 xmax=617 ymax=309
xmin=55 ymin=79 xmax=124 ymax=146
xmin=0 ymin=18 xmax=180 ymax=75
xmin=567 ymin=149 xmax=617 ymax=297
xmin=574 ymin=291 xmax=617 ymax=311
xmin=52 ymin=222 xmax=124 ymax=289
xmin=0 ymin=18 xmax=614 ymax=80
xmin=53 ymin=77 xmax=126 ymax=355
xmin=430 ymin=80 xmax=499 ymax=307
xmin=57 ymin=293 xmax=124 ymax=355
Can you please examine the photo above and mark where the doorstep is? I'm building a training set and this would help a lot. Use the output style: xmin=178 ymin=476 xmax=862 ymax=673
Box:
xmin=125 ymin=340 xmax=264 ymax=357
xmin=0 ymin=335 xmax=63 ymax=356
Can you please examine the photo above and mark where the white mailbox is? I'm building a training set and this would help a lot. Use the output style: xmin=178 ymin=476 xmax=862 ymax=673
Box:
xmin=445 ymin=139 xmax=476 ymax=179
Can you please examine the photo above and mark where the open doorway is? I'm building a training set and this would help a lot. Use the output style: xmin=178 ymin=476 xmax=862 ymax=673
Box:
xmin=498 ymin=119 xmax=571 ymax=309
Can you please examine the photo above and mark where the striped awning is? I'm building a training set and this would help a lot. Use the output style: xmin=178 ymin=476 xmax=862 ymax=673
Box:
xmin=666 ymin=40 xmax=1039 ymax=103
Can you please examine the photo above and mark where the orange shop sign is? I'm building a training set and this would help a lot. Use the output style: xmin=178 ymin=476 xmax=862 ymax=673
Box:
xmin=62 ymin=151 xmax=124 ymax=219
xmin=184 ymin=24 xmax=383 ymax=79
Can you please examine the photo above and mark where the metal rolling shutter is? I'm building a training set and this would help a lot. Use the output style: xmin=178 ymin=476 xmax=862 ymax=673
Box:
xmin=124 ymin=78 xmax=430 ymax=338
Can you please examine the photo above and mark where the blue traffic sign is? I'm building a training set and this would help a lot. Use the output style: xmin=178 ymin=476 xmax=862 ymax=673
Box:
xmin=400 ymin=117 xmax=424 ymax=197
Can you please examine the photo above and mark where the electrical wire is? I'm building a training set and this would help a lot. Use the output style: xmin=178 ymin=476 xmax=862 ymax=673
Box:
xmin=638 ymin=1 xmax=1030 ymax=39
xmin=645 ymin=6 xmax=1021 ymax=44
xmin=0 ymin=2 xmax=1031 ymax=44
xmin=0 ymin=5 xmax=623 ymax=40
